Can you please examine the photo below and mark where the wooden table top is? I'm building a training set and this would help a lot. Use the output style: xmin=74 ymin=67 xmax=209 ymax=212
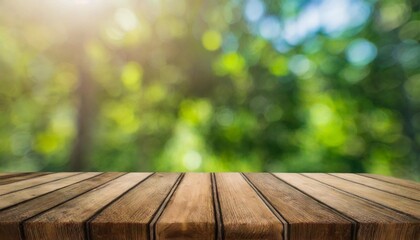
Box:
xmin=0 ymin=172 xmax=418 ymax=240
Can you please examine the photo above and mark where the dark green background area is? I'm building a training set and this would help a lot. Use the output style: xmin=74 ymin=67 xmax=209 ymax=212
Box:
xmin=0 ymin=0 xmax=419 ymax=180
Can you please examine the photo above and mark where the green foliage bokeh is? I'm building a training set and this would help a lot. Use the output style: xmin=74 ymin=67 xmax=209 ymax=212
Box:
xmin=0 ymin=0 xmax=419 ymax=179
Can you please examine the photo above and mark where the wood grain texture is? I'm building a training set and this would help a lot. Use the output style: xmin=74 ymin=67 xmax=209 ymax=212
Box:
xmin=0 ymin=172 xmax=124 ymax=240
xmin=215 ymin=173 xmax=283 ymax=239
xmin=275 ymin=173 xmax=420 ymax=240
xmin=0 ymin=172 xmax=79 ymax=195
xmin=0 ymin=172 xmax=101 ymax=209
xmin=156 ymin=173 xmax=215 ymax=240
xmin=0 ymin=172 xmax=50 ymax=185
xmin=331 ymin=173 xmax=420 ymax=201
xmin=0 ymin=172 xmax=418 ymax=240
xmin=360 ymin=174 xmax=420 ymax=191
xmin=90 ymin=173 xmax=181 ymax=240
xmin=303 ymin=173 xmax=420 ymax=219
xmin=245 ymin=173 xmax=352 ymax=240
xmin=24 ymin=173 xmax=151 ymax=240
xmin=0 ymin=172 xmax=28 ymax=178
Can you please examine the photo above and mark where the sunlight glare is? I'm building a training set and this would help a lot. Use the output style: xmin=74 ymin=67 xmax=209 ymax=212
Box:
xmin=115 ymin=8 xmax=139 ymax=32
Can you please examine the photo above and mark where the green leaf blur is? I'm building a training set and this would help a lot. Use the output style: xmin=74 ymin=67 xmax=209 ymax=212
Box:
xmin=0 ymin=0 xmax=419 ymax=180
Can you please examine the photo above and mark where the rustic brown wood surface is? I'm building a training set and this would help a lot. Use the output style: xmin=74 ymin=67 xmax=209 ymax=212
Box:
xmin=302 ymin=173 xmax=420 ymax=219
xmin=24 ymin=173 xmax=151 ymax=240
xmin=156 ymin=173 xmax=214 ymax=240
xmin=90 ymin=173 xmax=180 ymax=240
xmin=215 ymin=173 xmax=283 ymax=239
xmin=244 ymin=173 xmax=352 ymax=240
xmin=0 ymin=173 xmax=50 ymax=185
xmin=360 ymin=173 xmax=420 ymax=191
xmin=0 ymin=172 xmax=418 ymax=240
xmin=330 ymin=173 xmax=420 ymax=201
xmin=275 ymin=173 xmax=419 ymax=240
xmin=0 ymin=172 xmax=79 ymax=195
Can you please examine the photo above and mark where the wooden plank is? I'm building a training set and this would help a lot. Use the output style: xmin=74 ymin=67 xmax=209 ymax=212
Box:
xmin=303 ymin=173 xmax=420 ymax=219
xmin=0 ymin=172 xmax=28 ymax=178
xmin=332 ymin=173 xmax=420 ymax=201
xmin=0 ymin=172 xmax=50 ymax=185
xmin=0 ymin=172 xmax=79 ymax=195
xmin=360 ymin=174 xmax=420 ymax=191
xmin=215 ymin=173 xmax=283 ymax=239
xmin=90 ymin=173 xmax=181 ymax=240
xmin=245 ymin=173 xmax=352 ymax=240
xmin=24 ymin=172 xmax=151 ymax=240
xmin=0 ymin=172 xmax=417 ymax=239
xmin=0 ymin=172 xmax=101 ymax=209
xmin=0 ymin=172 xmax=124 ymax=240
xmin=155 ymin=173 xmax=214 ymax=240
xmin=275 ymin=173 xmax=420 ymax=240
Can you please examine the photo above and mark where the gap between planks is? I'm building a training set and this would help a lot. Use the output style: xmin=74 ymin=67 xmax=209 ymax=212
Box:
xmin=18 ymin=173 xmax=129 ymax=240
xmin=247 ymin=173 xmax=359 ymax=240
xmin=0 ymin=172 xmax=84 ymax=196
xmin=329 ymin=173 xmax=420 ymax=202
xmin=0 ymin=173 xmax=417 ymax=240
xmin=295 ymin=174 xmax=360 ymax=240
xmin=85 ymin=172 xmax=155 ymax=240
xmin=0 ymin=173 xmax=103 ymax=212
xmin=304 ymin=173 xmax=420 ymax=220
xmin=241 ymin=173 xmax=289 ymax=240
xmin=211 ymin=173 xmax=223 ymax=240
xmin=358 ymin=173 xmax=420 ymax=191
xmin=0 ymin=173 xmax=51 ymax=186
xmin=276 ymin=173 xmax=419 ymax=240
xmin=148 ymin=173 xmax=185 ymax=240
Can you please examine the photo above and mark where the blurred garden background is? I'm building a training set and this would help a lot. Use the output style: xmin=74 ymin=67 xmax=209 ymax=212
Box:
xmin=0 ymin=0 xmax=419 ymax=180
